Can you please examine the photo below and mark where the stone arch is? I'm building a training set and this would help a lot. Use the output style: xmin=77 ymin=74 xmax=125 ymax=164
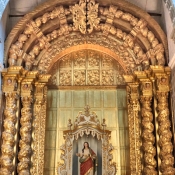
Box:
xmin=4 ymin=0 xmax=168 ymax=74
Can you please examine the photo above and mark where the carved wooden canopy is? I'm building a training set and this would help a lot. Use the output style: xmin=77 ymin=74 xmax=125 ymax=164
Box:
xmin=4 ymin=0 xmax=168 ymax=76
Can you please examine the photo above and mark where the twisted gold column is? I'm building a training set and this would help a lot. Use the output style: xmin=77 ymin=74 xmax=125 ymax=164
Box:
xmin=0 ymin=92 xmax=18 ymax=174
xmin=17 ymin=96 xmax=33 ymax=175
xmin=17 ymin=71 xmax=38 ymax=174
xmin=140 ymin=96 xmax=157 ymax=174
xmin=156 ymin=91 xmax=174 ymax=174
xmin=0 ymin=66 xmax=23 ymax=174
xmin=151 ymin=66 xmax=175 ymax=174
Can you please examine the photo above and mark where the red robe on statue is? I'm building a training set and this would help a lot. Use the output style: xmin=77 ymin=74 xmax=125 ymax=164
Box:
xmin=79 ymin=148 xmax=96 ymax=175
xmin=80 ymin=157 xmax=93 ymax=175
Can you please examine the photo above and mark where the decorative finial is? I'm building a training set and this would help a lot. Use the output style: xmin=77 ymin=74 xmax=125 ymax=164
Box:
xmin=84 ymin=105 xmax=90 ymax=116
xmin=68 ymin=119 xmax=72 ymax=131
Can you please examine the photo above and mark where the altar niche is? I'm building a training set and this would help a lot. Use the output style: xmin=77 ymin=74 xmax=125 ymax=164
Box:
xmin=44 ymin=89 xmax=129 ymax=175
xmin=58 ymin=105 xmax=117 ymax=175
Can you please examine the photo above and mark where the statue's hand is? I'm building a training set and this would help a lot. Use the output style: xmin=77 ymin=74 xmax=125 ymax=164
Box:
xmin=76 ymin=153 xmax=80 ymax=157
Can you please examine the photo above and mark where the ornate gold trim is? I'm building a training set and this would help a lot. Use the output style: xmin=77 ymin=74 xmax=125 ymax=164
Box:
xmin=151 ymin=66 xmax=175 ymax=174
xmin=31 ymin=75 xmax=50 ymax=175
xmin=17 ymin=72 xmax=38 ymax=175
xmin=0 ymin=67 xmax=24 ymax=174
xmin=139 ymin=79 xmax=157 ymax=174
xmin=126 ymin=82 xmax=142 ymax=175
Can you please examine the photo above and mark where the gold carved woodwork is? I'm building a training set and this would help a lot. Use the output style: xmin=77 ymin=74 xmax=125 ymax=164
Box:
xmin=125 ymin=81 xmax=142 ymax=175
xmin=151 ymin=66 xmax=175 ymax=174
xmin=17 ymin=72 xmax=38 ymax=175
xmin=31 ymin=75 xmax=50 ymax=175
xmin=0 ymin=67 xmax=50 ymax=175
xmin=0 ymin=67 xmax=24 ymax=174
xmin=70 ymin=0 xmax=100 ymax=34
xmin=1 ymin=0 xmax=173 ymax=174
xmin=5 ymin=0 xmax=168 ymax=75
xmin=138 ymin=77 xmax=157 ymax=175
xmin=140 ymin=96 xmax=157 ymax=175
xmin=0 ymin=92 xmax=18 ymax=174
xmin=48 ymin=49 xmax=125 ymax=86
xmin=17 ymin=95 xmax=33 ymax=175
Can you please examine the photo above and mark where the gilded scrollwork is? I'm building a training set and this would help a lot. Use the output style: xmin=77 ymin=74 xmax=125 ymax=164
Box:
xmin=74 ymin=52 xmax=86 ymax=68
xmin=48 ymin=49 xmax=126 ymax=86
xmin=5 ymin=0 xmax=168 ymax=74
xmin=2 ymin=0 xmax=172 ymax=174
xmin=70 ymin=0 xmax=100 ymax=34
xmin=102 ymin=55 xmax=113 ymax=67
xmin=88 ymin=51 xmax=100 ymax=67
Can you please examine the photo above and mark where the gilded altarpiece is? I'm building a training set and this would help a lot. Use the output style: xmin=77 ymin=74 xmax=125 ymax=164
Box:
xmin=1 ymin=0 xmax=175 ymax=174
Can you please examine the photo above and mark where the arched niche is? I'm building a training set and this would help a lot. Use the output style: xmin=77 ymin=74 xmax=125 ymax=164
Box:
xmin=58 ymin=106 xmax=117 ymax=175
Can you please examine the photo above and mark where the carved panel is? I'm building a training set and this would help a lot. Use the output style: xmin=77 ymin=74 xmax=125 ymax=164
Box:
xmin=48 ymin=49 xmax=125 ymax=86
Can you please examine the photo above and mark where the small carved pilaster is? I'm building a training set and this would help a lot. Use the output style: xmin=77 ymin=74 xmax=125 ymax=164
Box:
xmin=126 ymin=82 xmax=142 ymax=175
xmin=31 ymin=74 xmax=50 ymax=175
